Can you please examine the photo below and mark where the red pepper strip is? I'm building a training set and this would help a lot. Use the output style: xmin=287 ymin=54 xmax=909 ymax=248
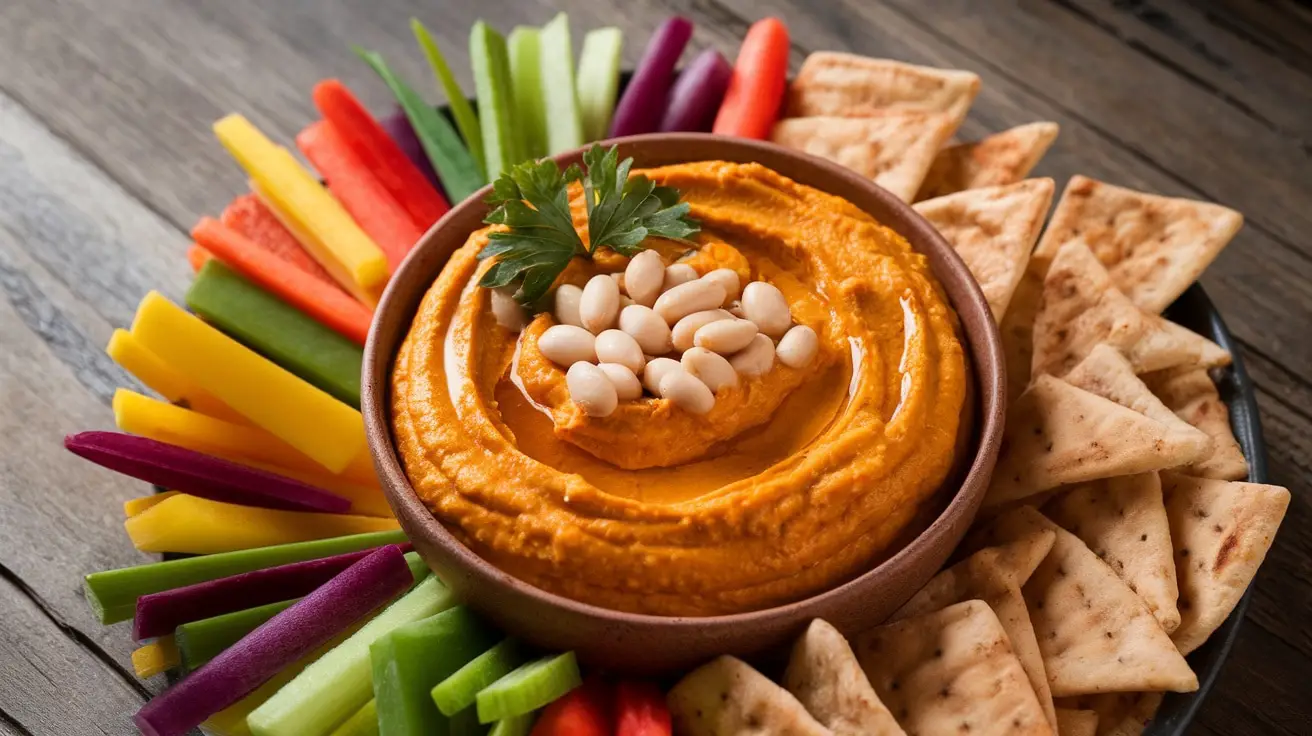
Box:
xmin=711 ymin=17 xmax=791 ymax=139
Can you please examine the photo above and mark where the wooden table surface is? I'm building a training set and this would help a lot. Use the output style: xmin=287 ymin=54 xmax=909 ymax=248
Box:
xmin=1 ymin=0 xmax=1308 ymax=733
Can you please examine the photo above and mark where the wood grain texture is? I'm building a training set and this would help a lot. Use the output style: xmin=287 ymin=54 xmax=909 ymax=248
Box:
xmin=0 ymin=0 xmax=1306 ymax=734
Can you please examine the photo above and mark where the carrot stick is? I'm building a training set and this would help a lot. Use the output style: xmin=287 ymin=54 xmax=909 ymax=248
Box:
xmin=313 ymin=79 xmax=450 ymax=231
xmin=711 ymin=17 xmax=790 ymax=139
xmin=297 ymin=120 xmax=425 ymax=273
xmin=192 ymin=217 xmax=373 ymax=346
xmin=188 ymin=245 xmax=212 ymax=273
xmin=221 ymin=194 xmax=339 ymax=287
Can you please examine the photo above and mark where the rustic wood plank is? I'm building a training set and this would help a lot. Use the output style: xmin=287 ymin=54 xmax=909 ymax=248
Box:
xmin=1189 ymin=0 xmax=1312 ymax=75
xmin=1191 ymin=620 xmax=1309 ymax=736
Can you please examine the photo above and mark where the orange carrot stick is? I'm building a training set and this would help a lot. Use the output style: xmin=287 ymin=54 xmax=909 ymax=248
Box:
xmin=221 ymin=193 xmax=339 ymax=288
xmin=188 ymin=245 xmax=213 ymax=273
xmin=297 ymin=120 xmax=426 ymax=273
xmin=313 ymin=80 xmax=450 ymax=231
xmin=711 ymin=17 xmax=790 ymax=139
xmin=191 ymin=217 xmax=373 ymax=346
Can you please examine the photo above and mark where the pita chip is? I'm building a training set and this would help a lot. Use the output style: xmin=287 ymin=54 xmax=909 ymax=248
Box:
xmin=1000 ymin=255 xmax=1049 ymax=403
xmin=1043 ymin=473 xmax=1181 ymax=633
xmin=669 ymin=655 xmax=833 ymax=736
xmin=786 ymin=52 xmax=980 ymax=120
xmin=1053 ymin=708 xmax=1098 ymax=736
xmin=984 ymin=374 xmax=1211 ymax=508
xmin=856 ymin=600 xmax=1054 ymax=736
xmin=1056 ymin=692 xmax=1163 ymax=736
xmin=980 ymin=507 xmax=1198 ymax=696
xmin=1033 ymin=176 xmax=1243 ymax=314
xmin=1144 ymin=367 xmax=1248 ymax=480
xmin=770 ymin=112 xmax=962 ymax=202
xmin=916 ymin=122 xmax=1060 ymax=201
xmin=784 ymin=620 xmax=906 ymax=736
xmin=1161 ymin=472 xmax=1290 ymax=655
xmin=914 ymin=178 xmax=1056 ymax=320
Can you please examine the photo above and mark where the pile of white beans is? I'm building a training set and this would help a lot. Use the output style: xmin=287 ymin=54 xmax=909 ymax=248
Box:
xmin=495 ymin=250 xmax=819 ymax=418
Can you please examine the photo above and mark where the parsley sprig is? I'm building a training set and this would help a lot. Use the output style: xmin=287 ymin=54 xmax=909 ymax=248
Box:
xmin=477 ymin=144 xmax=700 ymax=306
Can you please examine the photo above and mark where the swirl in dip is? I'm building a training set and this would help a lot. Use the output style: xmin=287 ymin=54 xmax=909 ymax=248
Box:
xmin=391 ymin=161 xmax=966 ymax=616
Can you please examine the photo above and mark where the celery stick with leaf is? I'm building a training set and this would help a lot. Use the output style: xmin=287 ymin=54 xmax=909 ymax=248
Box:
xmin=412 ymin=19 xmax=486 ymax=179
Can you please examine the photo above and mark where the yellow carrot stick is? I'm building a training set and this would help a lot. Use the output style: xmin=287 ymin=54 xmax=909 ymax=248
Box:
xmin=130 ymin=292 xmax=366 ymax=473
xmin=124 ymin=493 xmax=400 ymax=554
xmin=213 ymin=114 xmax=389 ymax=292
xmin=124 ymin=491 xmax=181 ymax=518
xmin=131 ymin=636 xmax=180 ymax=678
xmin=107 ymin=329 xmax=250 ymax=426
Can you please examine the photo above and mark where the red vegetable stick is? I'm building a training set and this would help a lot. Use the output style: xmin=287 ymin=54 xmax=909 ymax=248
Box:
xmin=188 ymin=245 xmax=212 ymax=273
xmin=65 ymin=431 xmax=351 ymax=515
xmin=530 ymin=679 xmax=612 ymax=736
xmin=616 ymin=681 xmax=672 ymax=736
xmin=313 ymin=79 xmax=449 ymax=231
xmin=133 ymin=545 xmax=412 ymax=736
xmin=191 ymin=217 xmax=373 ymax=346
xmin=297 ymin=120 xmax=426 ymax=273
xmin=711 ymin=17 xmax=790 ymax=139
xmin=132 ymin=542 xmax=412 ymax=640
xmin=221 ymin=193 xmax=339 ymax=288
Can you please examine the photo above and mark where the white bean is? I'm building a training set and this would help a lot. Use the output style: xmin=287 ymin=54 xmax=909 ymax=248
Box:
xmin=618 ymin=305 xmax=673 ymax=355
xmin=742 ymin=281 xmax=792 ymax=337
xmin=727 ymin=300 xmax=747 ymax=318
xmin=777 ymin=325 xmax=819 ymax=368
xmin=642 ymin=357 xmax=681 ymax=395
xmin=659 ymin=369 xmax=715 ymax=415
xmin=598 ymin=363 xmax=643 ymax=401
xmin=730 ymin=334 xmax=775 ymax=377
xmin=580 ymin=274 xmax=621 ymax=333
xmin=624 ymin=250 xmax=665 ymax=307
xmin=566 ymin=362 xmax=618 ymax=417
xmin=694 ymin=319 xmax=758 ymax=354
xmin=682 ymin=347 xmax=738 ymax=392
xmin=619 ymin=295 xmax=635 ymax=309
xmin=538 ymin=325 xmax=597 ymax=366
xmin=609 ymin=272 xmax=626 ymax=293
xmin=671 ymin=309 xmax=733 ymax=352
xmin=554 ymin=284 xmax=584 ymax=328
xmin=654 ymin=280 xmax=727 ymax=325
xmin=701 ymin=269 xmax=742 ymax=305
xmin=662 ymin=263 xmax=699 ymax=291
xmin=594 ymin=329 xmax=646 ymax=374
xmin=489 ymin=287 xmax=526 ymax=331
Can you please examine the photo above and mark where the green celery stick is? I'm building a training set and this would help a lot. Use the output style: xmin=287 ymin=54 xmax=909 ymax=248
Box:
xmin=432 ymin=639 xmax=521 ymax=716
xmin=84 ymin=530 xmax=406 ymax=624
xmin=507 ymin=27 xmax=547 ymax=160
xmin=176 ymin=598 xmax=298 ymax=672
xmin=537 ymin=13 xmax=585 ymax=154
xmin=412 ymin=19 xmax=486 ymax=179
xmin=575 ymin=28 xmax=623 ymax=142
xmin=403 ymin=551 xmax=429 ymax=584
xmin=186 ymin=259 xmax=363 ymax=407
xmin=248 ymin=575 xmax=456 ymax=736
xmin=331 ymin=699 xmax=380 ymax=736
xmin=371 ymin=607 xmax=497 ymax=736
xmin=470 ymin=21 xmax=521 ymax=176
xmin=488 ymin=714 xmax=533 ymax=736
xmin=475 ymin=652 xmax=581 ymax=724
xmin=355 ymin=46 xmax=486 ymax=202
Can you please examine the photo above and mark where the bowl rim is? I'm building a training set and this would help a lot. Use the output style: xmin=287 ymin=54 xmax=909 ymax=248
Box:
xmin=362 ymin=131 xmax=1007 ymax=629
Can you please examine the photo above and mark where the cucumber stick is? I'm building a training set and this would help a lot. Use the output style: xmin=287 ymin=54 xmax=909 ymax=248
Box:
xmin=470 ymin=22 xmax=520 ymax=177
xmin=432 ymin=639 xmax=520 ymax=716
xmin=411 ymin=19 xmax=485 ymax=180
xmin=247 ymin=575 xmax=456 ymax=736
xmin=537 ymin=13 xmax=584 ymax=155
xmin=507 ymin=27 xmax=547 ymax=161
xmin=576 ymin=28 xmax=623 ymax=142
xmin=330 ymin=699 xmax=380 ymax=736
xmin=475 ymin=652 xmax=581 ymax=724
xmin=371 ymin=607 xmax=497 ymax=736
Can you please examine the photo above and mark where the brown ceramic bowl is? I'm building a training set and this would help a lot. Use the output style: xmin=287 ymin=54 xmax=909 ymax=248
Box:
xmin=362 ymin=133 xmax=1005 ymax=674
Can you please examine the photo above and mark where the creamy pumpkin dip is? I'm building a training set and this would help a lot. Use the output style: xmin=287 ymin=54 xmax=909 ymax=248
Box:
xmin=391 ymin=160 xmax=966 ymax=616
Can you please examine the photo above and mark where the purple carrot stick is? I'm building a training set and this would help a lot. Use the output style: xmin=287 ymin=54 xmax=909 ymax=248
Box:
xmin=132 ymin=545 xmax=412 ymax=736
xmin=660 ymin=49 xmax=733 ymax=132
xmin=609 ymin=17 xmax=694 ymax=137
xmin=380 ymin=107 xmax=441 ymax=189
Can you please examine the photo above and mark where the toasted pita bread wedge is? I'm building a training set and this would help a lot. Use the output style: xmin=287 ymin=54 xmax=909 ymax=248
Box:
xmin=985 ymin=374 xmax=1211 ymax=508
xmin=1161 ymin=472 xmax=1290 ymax=655
xmin=771 ymin=112 xmax=962 ymax=202
xmin=916 ymin=122 xmax=1060 ymax=201
xmin=1053 ymin=708 xmax=1098 ymax=736
xmin=914 ymin=178 xmax=1056 ymax=320
xmin=1043 ymin=473 xmax=1181 ymax=633
xmin=1033 ymin=176 xmax=1242 ymax=314
xmin=1000 ymin=255 xmax=1050 ymax=402
xmin=786 ymin=52 xmax=980 ymax=121
xmin=1055 ymin=693 xmax=1163 ymax=736
xmin=856 ymin=600 xmax=1053 ymax=736
xmin=669 ymin=655 xmax=833 ymax=736
xmin=784 ymin=620 xmax=906 ymax=736
xmin=1144 ymin=367 xmax=1248 ymax=480
xmin=979 ymin=507 xmax=1198 ymax=696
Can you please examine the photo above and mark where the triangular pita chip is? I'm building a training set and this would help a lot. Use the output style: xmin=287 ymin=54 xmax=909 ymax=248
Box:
xmin=771 ymin=112 xmax=963 ymax=202
xmin=1043 ymin=473 xmax=1181 ymax=633
xmin=978 ymin=507 xmax=1198 ymax=696
xmin=1053 ymin=708 xmax=1098 ymax=736
xmin=1000 ymin=255 xmax=1050 ymax=403
xmin=786 ymin=52 xmax=980 ymax=120
xmin=1143 ymin=367 xmax=1248 ymax=480
xmin=1033 ymin=175 xmax=1243 ymax=314
xmin=914 ymin=178 xmax=1056 ymax=320
xmin=916 ymin=122 xmax=1060 ymax=201
xmin=1055 ymin=692 xmax=1163 ymax=736
xmin=1156 ymin=320 xmax=1231 ymax=368
xmin=984 ymin=374 xmax=1211 ymax=508
xmin=856 ymin=600 xmax=1053 ymax=736
xmin=669 ymin=655 xmax=833 ymax=736
xmin=784 ymin=620 xmax=906 ymax=736
xmin=1161 ymin=472 xmax=1290 ymax=655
